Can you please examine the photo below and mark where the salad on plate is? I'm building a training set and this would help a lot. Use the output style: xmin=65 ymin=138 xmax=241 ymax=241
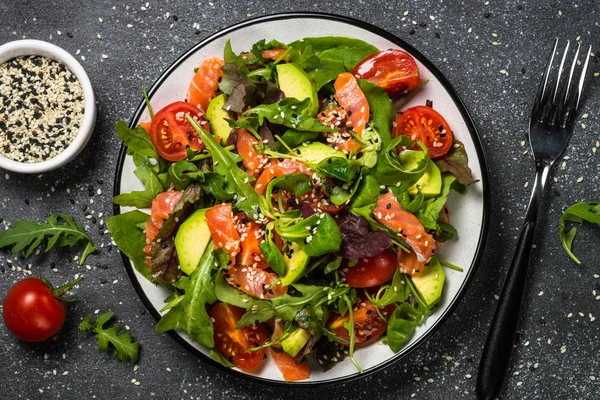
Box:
xmin=108 ymin=36 xmax=478 ymax=381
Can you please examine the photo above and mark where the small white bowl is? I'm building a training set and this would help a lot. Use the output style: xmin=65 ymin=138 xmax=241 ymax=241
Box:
xmin=0 ymin=39 xmax=96 ymax=174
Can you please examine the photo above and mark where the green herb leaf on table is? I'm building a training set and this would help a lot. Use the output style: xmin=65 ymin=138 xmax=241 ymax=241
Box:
xmin=559 ymin=201 xmax=600 ymax=264
xmin=0 ymin=214 xmax=96 ymax=264
xmin=106 ymin=210 xmax=151 ymax=281
xmin=79 ymin=312 xmax=139 ymax=363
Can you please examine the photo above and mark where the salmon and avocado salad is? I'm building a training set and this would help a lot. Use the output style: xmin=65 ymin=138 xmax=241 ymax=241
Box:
xmin=107 ymin=36 xmax=478 ymax=381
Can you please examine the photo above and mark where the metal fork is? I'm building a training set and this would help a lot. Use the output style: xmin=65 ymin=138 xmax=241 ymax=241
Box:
xmin=477 ymin=39 xmax=592 ymax=400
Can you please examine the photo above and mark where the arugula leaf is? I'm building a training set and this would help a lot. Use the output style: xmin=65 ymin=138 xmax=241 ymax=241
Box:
xmin=434 ymin=139 xmax=479 ymax=186
xmin=188 ymin=117 xmax=262 ymax=220
xmin=155 ymin=245 xmax=218 ymax=348
xmin=374 ymin=136 xmax=429 ymax=188
xmin=560 ymin=201 xmax=600 ymax=264
xmin=79 ymin=312 xmax=139 ymax=363
xmin=115 ymin=120 xmax=158 ymax=160
xmin=0 ymin=214 xmax=96 ymax=264
xmin=290 ymin=37 xmax=378 ymax=71
xmin=276 ymin=213 xmax=342 ymax=257
xmin=386 ymin=303 xmax=421 ymax=352
xmin=106 ymin=210 xmax=151 ymax=281
xmin=357 ymin=79 xmax=394 ymax=147
xmin=233 ymin=98 xmax=332 ymax=133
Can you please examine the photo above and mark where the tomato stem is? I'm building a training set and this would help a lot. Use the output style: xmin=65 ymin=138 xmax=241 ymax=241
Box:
xmin=45 ymin=276 xmax=85 ymax=302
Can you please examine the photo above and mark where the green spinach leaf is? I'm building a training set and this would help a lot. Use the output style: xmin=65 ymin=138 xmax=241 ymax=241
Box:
xmin=106 ymin=211 xmax=151 ymax=281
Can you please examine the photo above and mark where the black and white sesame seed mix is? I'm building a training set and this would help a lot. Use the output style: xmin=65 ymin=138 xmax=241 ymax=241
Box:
xmin=0 ymin=55 xmax=84 ymax=163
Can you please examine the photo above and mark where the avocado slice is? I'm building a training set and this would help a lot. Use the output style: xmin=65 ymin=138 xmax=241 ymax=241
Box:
xmin=174 ymin=208 xmax=212 ymax=275
xmin=206 ymin=94 xmax=235 ymax=144
xmin=294 ymin=142 xmax=345 ymax=167
xmin=276 ymin=63 xmax=319 ymax=116
xmin=410 ymin=257 xmax=445 ymax=307
xmin=280 ymin=242 xmax=310 ymax=286
xmin=398 ymin=150 xmax=442 ymax=198
xmin=280 ymin=328 xmax=311 ymax=357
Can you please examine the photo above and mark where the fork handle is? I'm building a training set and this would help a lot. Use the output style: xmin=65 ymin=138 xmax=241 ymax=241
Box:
xmin=477 ymin=162 xmax=550 ymax=400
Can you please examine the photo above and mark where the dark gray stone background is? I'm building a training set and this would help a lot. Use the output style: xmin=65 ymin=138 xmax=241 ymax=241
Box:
xmin=1 ymin=1 xmax=599 ymax=399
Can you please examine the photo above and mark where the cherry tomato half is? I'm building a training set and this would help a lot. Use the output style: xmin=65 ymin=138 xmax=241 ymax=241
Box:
xmin=3 ymin=278 xmax=66 ymax=342
xmin=329 ymin=298 xmax=394 ymax=347
xmin=342 ymin=250 xmax=398 ymax=288
xmin=352 ymin=49 xmax=421 ymax=97
xmin=210 ymin=303 xmax=268 ymax=371
xmin=393 ymin=105 xmax=453 ymax=159
xmin=149 ymin=101 xmax=210 ymax=162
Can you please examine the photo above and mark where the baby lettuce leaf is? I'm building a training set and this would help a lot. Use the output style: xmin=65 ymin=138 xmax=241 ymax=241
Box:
xmin=365 ymin=269 xmax=410 ymax=308
xmin=151 ymin=184 xmax=202 ymax=283
xmin=106 ymin=210 xmax=151 ymax=281
xmin=290 ymin=37 xmax=378 ymax=71
xmin=560 ymin=201 xmax=600 ymax=264
xmin=374 ymin=136 xmax=429 ymax=188
xmin=188 ymin=117 xmax=262 ymax=220
xmin=334 ymin=212 xmax=391 ymax=259
xmin=357 ymin=79 xmax=394 ymax=148
xmin=434 ymin=139 xmax=479 ymax=186
xmin=115 ymin=120 xmax=158 ymax=160
xmin=416 ymin=174 xmax=464 ymax=231
xmin=276 ymin=213 xmax=342 ymax=257
xmin=349 ymin=174 xmax=381 ymax=210
xmin=219 ymin=63 xmax=284 ymax=113
xmin=259 ymin=229 xmax=286 ymax=275
xmin=386 ymin=303 xmax=421 ymax=352
xmin=274 ymin=129 xmax=320 ymax=152
xmin=155 ymin=245 xmax=218 ymax=349
xmin=113 ymin=153 xmax=166 ymax=208
xmin=317 ymin=157 xmax=360 ymax=183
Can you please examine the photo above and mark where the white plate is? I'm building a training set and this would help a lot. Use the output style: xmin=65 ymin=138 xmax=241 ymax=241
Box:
xmin=113 ymin=12 xmax=490 ymax=386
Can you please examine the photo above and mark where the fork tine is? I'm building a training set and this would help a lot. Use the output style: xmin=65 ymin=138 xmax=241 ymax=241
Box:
xmin=532 ymin=38 xmax=558 ymax=121
xmin=575 ymin=45 xmax=592 ymax=110
xmin=562 ymin=44 xmax=592 ymax=128
xmin=552 ymin=40 xmax=570 ymax=104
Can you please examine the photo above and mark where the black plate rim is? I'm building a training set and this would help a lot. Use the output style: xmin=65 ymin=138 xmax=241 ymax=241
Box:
xmin=112 ymin=11 xmax=491 ymax=388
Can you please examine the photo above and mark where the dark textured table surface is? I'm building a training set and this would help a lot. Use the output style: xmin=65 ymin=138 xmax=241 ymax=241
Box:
xmin=1 ymin=1 xmax=600 ymax=399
